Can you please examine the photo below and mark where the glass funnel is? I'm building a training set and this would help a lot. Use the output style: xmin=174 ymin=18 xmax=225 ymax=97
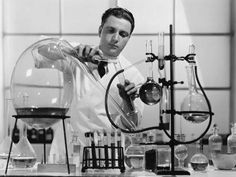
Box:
xmin=10 ymin=38 xmax=74 ymax=129
xmin=180 ymin=62 xmax=209 ymax=123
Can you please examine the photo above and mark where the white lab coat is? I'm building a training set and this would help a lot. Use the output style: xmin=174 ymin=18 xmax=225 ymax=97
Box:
xmin=48 ymin=54 xmax=144 ymax=163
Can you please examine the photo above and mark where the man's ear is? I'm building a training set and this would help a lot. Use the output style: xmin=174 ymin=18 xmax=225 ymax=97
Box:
xmin=98 ymin=26 xmax=102 ymax=37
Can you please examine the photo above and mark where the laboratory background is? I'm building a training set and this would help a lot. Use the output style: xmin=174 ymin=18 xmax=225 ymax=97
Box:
xmin=0 ymin=0 xmax=235 ymax=157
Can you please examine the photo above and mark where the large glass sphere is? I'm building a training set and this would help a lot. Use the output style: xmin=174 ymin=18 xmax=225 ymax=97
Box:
xmin=10 ymin=38 xmax=74 ymax=129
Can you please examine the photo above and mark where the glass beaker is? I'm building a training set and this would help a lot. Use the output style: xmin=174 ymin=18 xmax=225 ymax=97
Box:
xmin=11 ymin=124 xmax=37 ymax=168
xmin=180 ymin=62 xmax=209 ymax=123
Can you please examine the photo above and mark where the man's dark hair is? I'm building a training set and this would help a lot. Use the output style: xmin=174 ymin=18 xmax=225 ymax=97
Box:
xmin=101 ymin=7 xmax=135 ymax=34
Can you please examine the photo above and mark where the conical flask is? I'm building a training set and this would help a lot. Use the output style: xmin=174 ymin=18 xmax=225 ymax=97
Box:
xmin=11 ymin=124 xmax=37 ymax=168
xmin=0 ymin=99 xmax=19 ymax=169
xmin=180 ymin=62 xmax=209 ymax=123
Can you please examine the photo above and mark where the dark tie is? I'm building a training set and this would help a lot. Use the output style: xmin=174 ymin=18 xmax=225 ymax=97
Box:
xmin=98 ymin=61 xmax=107 ymax=78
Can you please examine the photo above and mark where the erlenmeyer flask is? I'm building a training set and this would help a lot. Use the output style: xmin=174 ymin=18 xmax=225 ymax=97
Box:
xmin=11 ymin=124 xmax=37 ymax=168
xmin=0 ymin=99 xmax=18 ymax=169
xmin=139 ymin=40 xmax=162 ymax=105
xmin=180 ymin=62 xmax=209 ymax=123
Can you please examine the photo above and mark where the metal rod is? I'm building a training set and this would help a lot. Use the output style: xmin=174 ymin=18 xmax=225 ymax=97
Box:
xmin=169 ymin=24 xmax=175 ymax=173
xmin=62 ymin=119 xmax=70 ymax=174
xmin=5 ymin=118 xmax=18 ymax=175
xmin=43 ymin=129 xmax=46 ymax=164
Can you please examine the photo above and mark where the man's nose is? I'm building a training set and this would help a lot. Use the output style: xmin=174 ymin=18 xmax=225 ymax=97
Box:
xmin=112 ymin=32 xmax=119 ymax=42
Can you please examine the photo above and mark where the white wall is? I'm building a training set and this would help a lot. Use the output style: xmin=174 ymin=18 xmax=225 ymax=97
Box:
xmin=0 ymin=0 xmax=233 ymax=142
xmin=0 ymin=0 xmax=4 ymax=140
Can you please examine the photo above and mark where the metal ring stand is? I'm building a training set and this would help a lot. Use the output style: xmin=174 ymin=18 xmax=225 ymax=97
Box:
xmin=4 ymin=114 xmax=71 ymax=175
xmin=104 ymin=24 xmax=214 ymax=176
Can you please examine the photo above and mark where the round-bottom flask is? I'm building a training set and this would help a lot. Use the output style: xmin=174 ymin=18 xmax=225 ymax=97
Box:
xmin=180 ymin=63 xmax=209 ymax=123
xmin=190 ymin=141 xmax=208 ymax=171
xmin=139 ymin=77 xmax=162 ymax=105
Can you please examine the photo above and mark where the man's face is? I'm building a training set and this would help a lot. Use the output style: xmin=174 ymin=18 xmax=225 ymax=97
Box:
xmin=99 ymin=15 xmax=132 ymax=58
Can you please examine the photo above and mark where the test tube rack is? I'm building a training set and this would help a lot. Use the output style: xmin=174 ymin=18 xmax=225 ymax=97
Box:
xmin=81 ymin=145 xmax=125 ymax=173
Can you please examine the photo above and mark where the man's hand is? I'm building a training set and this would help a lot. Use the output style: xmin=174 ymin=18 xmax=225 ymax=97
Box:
xmin=74 ymin=45 xmax=104 ymax=64
xmin=117 ymin=79 xmax=138 ymax=101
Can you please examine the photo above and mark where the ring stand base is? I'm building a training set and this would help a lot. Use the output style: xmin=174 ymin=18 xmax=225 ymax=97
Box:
xmin=155 ymin=168 xmax=190 ymax=175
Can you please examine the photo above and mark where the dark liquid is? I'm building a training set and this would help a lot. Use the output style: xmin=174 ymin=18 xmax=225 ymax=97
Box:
xmin=15 ymin=107 xmax=69 ymax=129
xmin=182 ymin=113 xmax=209 ymax=123
xmin=11 ymin=156 xmax=37 ymax=168
xmin=191 ymin=162 xmax=208 ymax=171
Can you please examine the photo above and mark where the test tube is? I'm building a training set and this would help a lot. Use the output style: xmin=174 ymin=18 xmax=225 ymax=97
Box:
xmin=111 ymin=131 xmax=116 ymax=168
xmin=158 ymin=32 xmax=165 ymax=70
xmin=103 ymin=131 xmax=109 ymax=168
xmin=97 ymin=130 xmax=104 ymax=167
xmin=84 ymin=132 xmax=91 ymax=167
xmin=90 ymin=132 xmax=97 ymax=168
xmin=117 ymin=130 xmax=122 ymax=167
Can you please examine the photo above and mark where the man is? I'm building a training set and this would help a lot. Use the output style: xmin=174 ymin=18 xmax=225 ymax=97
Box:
xmin=49 ymin=7 xmax=144 ymax=163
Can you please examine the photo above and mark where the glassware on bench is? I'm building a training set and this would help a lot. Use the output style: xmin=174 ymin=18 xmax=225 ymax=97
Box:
xmin=180 ymin=45 xmax=209 ymax=124
xmin=11 ymin=124 xmax=37 ymax=168
xmin=174 ymin=134 xmax=188 ymax=169
xmin=139 ymin=40 xmax=162 ymax=105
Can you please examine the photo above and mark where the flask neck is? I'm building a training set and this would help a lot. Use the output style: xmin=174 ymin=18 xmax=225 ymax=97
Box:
xmin=186 ymin=64 xmax=198 ymax=93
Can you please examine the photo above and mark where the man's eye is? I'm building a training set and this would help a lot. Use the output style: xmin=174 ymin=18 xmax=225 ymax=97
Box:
xmin=120 ymin=32 xmax=129 ymax=38
xmin=106 ymin=28 xmax=115 ymax=33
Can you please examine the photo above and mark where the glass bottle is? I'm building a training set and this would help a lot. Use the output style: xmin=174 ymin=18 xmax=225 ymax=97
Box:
xmin=139 ymin=40 xmax=162 ymax=105
xmin=11 ymin=124 xmax=37 ymax=168
xmin=125 ymin=133 xmax=145 ymax=169
xmin=208 ymin=124 xmax=222 ymax=155
xmin=180 ymin=45 xmax=209 ymax=123
xmin=69 ymin=131 xmax=81 ymax=168
xmin=227 ymin=123 xmax=236 ymax=153
xmin=190 ymin=140 xmax=208 ymax=171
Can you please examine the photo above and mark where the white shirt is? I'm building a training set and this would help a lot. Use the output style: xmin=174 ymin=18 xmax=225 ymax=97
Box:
xmin=49 ymin=54 xmax=144 ymax=163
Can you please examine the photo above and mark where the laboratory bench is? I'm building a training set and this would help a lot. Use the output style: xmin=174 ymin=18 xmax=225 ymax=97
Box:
xmin=1 ymin=165 xmax=236 ymax=177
